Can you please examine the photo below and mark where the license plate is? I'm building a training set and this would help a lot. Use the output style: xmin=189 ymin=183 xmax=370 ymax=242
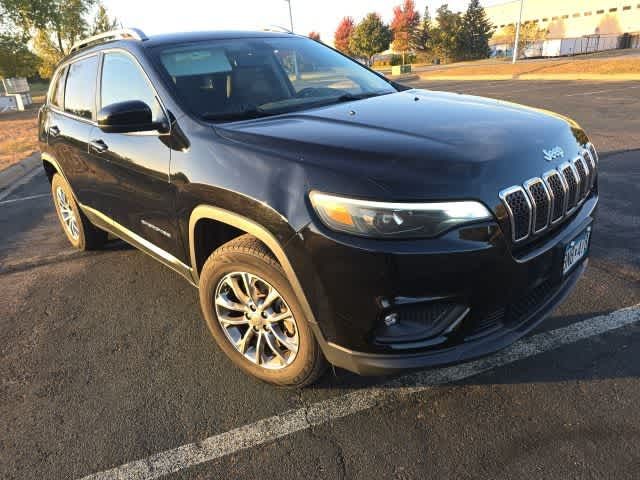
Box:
xmin=563 ymin=226 xmax=591 ymax=275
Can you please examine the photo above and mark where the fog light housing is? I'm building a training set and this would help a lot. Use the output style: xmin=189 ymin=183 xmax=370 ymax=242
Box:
xmin=374 ymin=302 xmax=469 ymax=350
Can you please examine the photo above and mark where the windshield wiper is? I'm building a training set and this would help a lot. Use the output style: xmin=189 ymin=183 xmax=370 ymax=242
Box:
xmin=200 ymin=107 xmax=271 ymax=122
xmin=335 ymin=91 xmax=394 ymax=102
xmin=259 ymin=91 xmax=393 ymax=113
xmin=201 ymin=91 xmax=395 ymax=121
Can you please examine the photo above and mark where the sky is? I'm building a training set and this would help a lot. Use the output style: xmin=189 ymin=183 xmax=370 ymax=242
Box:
xmin=102 ymin=0 xmax=510 ymax=46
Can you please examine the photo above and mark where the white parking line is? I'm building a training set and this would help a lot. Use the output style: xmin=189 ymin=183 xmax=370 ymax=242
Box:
xmin=565 ymin=85 xmax=640 ymax=97
xmin=0 ymin=167 xmax=44 ymax=202
xmin=0 ymin=193 xmax=49 ymax=206
xmin=81 ymin=304 xmax=640 ymax=480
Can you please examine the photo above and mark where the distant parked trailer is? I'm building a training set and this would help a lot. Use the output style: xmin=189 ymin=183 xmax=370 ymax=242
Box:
xmin=559 ymin=35 xmax=621 ymax=56
xmin=542 ymin=39 xmax=562 ymax=57
xmin=523 ymin=41 xmax=544 ymax=58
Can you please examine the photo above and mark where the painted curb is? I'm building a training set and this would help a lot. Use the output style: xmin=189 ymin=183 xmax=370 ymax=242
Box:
xmin=386 ymin=73 xmax=420 ymax=82
xmin=0 ymin=152 xmax=41 ymax=192
xmin=418 ymin=73 xmax=640 ymax=81
xmin=519 ymin=73 xmax=640 ymax=81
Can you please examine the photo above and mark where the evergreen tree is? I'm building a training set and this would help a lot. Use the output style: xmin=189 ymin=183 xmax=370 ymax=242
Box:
xmin=411 ymin=5 xmax=432 ymax=53
xmin=430 ymin=4 xmax=461 ymax=62
xmin=349 ymin=13 xmax=392 ymax=66
xmin=458 ymin=0 xmax=493 ymax=60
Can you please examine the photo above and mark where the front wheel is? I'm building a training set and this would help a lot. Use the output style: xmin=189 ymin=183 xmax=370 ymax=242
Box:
xmin=199 ymin=235 xmax=327 ymax=387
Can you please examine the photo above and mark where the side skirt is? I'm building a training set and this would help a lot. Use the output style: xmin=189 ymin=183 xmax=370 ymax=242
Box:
xmin=80 ymin=203 xmax=197 ymax=287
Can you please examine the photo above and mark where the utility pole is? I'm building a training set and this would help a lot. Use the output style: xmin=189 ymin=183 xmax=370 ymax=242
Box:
xmin=283 ymin=0 xmax=299 ymax=79
xmin=284 ymin=0 xmax=294 ymax=33
xmin=512 ymin=0 xmax=524 ymax=63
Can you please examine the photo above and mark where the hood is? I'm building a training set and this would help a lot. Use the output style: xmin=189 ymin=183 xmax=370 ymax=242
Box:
xmin=215 ymin=89 xmax=588 ymax=203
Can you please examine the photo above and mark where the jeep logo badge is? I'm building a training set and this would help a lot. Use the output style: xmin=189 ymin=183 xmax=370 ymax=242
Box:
xmin=543 ymin=146 xmax=564 ymax=162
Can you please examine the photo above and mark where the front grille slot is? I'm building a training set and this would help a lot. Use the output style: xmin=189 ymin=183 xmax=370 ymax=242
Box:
xmin=582 ymin=150 xmax=596 ymax=188
xmin=500 ymin=187 xmax=531 ymax=242
xmin=499 ymin=145 xmax=598 ymax=244
xmin=573 ymin=157 xmax=588 ymax=200
xmin=525 ymin=179 xmax=551 ymax=233
xmin=588 ymin=142 xmax=599 ymax=164
xmin=543 ymin=171 xmax=567 ymax=223
xmin=561 ymin=164 xmax=579 ymax=211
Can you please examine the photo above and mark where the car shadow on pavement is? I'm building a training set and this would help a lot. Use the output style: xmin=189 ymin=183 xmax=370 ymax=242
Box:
xmin=307 ymin=307 xmax=640 ymax=393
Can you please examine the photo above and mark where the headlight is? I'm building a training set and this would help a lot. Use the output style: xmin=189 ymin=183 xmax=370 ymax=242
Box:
xmin=309 ymin=191 xmax=493 ymax=239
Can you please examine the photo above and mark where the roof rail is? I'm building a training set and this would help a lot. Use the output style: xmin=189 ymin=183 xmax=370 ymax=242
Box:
xmin=69 ymin=28 xmax=148 ymax=53
xmin=262 ymin=25 xmax=293 ymax=34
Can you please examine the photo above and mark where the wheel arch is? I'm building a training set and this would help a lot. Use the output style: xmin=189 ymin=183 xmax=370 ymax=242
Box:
xmin=41 ymin=152 xmax=63 ymax=183
xmin=188 ymin=205 xmax=318 ymax=327
xmin=41 ymin=152 xmax=75 ymax=193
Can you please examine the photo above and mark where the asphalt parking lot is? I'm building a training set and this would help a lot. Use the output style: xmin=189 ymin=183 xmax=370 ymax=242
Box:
xmin=1 ymin=80 xmax=639 ymax=480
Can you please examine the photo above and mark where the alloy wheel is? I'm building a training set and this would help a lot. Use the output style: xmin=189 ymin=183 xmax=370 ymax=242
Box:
xmin=214 ymin=272 xmax=299 ymax=369
xmin=55 ymin=186 xmax=80 ymax=240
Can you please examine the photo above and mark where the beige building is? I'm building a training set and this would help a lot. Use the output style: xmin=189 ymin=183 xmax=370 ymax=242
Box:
xmin=486 ymin=0 xmax=640 ymax=39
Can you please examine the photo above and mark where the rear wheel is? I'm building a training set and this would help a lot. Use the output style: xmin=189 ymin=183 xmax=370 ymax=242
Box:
xmin=199 ymin=235 xmax=327 ymax=387
xmin=51 ymin=173 xmax=107 ymax=250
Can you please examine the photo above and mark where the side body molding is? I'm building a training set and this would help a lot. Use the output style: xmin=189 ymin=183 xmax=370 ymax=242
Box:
xmin=188 ymin=205 xmax=318 ymax=327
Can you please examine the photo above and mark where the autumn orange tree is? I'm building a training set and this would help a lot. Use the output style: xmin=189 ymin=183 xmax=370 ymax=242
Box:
xmin=391 ymin=0 xmax=420 ymax=64
xmin=334 ymin=16 xmax=355 ymax=56
xmin=308 ymin=31 xmax=321 ymax=41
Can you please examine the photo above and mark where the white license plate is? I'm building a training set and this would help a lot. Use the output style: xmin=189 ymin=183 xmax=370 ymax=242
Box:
xmin=563 ymin=227 xmax=591 ymax=275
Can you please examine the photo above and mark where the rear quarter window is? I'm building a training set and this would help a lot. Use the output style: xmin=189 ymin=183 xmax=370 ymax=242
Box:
xmin=49 ymin=66 xmax=67 ymax=108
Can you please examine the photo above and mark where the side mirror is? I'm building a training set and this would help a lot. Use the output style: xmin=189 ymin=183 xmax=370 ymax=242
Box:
xmin=97 ymin=100 xmax=164 ymax=133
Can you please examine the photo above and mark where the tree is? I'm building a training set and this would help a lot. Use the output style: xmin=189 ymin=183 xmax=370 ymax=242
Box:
xmin=430 ymin=4 xmax=462 ymax=62
xmin=33 ymin=28 xmax=63 ymax=78
xmin=308 ymin=31 xmax=321 ymax=42
xmin=334 ymin=16 xmax=355 ymax=56
xmin=0 ymin=0 xmax=117 ymax=78
xmin=390 ymin=0 xmax=420 ymax=64
xmin=349 ymin=13 xmax=392 ymax=65
xmin=501 ymin=22 xmax=545 ymax=58
xmin=0 ymin=33 xmax=39 ymax=77
xmin=0 ymin=0 xmax=95 ymax=57
xmin=91 ymin=2 xmax=118 ymax=35
xmin=458 ymin=0 xmax=493 ymax=60
xmin=411 ymin=5 xmax=432 ymax=54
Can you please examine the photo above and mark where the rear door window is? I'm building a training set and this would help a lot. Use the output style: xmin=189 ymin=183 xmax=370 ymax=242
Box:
xmin=64 ymin=55 xmax=98 ymax=120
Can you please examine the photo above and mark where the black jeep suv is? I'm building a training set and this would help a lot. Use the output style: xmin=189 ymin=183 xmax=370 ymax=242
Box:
xmin=39 ymin=29 xmax=598 ymax=387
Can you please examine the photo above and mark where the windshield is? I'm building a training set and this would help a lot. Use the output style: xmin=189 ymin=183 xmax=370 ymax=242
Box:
xmin=153 ymin=36 xmax=397 ymax=121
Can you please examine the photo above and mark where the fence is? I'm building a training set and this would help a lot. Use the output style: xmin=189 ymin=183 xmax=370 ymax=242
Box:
xmin=491 ymin=33 xmax=640 ymax=59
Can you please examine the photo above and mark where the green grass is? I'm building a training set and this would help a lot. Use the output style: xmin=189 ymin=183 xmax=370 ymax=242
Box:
xmin=29 ymin=81 xmax=49 ymax=96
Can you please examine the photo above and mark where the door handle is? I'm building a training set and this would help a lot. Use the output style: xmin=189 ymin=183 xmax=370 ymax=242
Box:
xmin=49 ymin=125 xmax=60 ymax=137
xmin=89 ymin=139 xmax=109 ymax=153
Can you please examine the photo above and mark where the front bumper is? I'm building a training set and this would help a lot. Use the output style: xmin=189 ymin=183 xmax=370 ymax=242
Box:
xmin=318 ymin=259 xmax=586 ymax=375
xmin=285 ymin=192 xmax=597 ymax=376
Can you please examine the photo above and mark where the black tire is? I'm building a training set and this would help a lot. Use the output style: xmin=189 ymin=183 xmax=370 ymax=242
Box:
xmin=51 ymin=173 xmax=107 ymax=251
xmin=199 ymin=234 xmax=327 ymax=387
